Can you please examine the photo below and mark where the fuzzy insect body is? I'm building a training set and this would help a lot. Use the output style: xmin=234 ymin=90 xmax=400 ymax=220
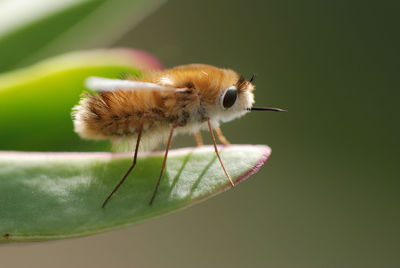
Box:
xmin=74 ymin=64 xmax=254 ymax=150
xmin=72 ymin=64 xmax=284 ymax=207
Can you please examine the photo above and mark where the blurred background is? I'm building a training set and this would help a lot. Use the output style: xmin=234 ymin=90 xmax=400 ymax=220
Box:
xmin=0 ymin=0 xmax=399 ymax=267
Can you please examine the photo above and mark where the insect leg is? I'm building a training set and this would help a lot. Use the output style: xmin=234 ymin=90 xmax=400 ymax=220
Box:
xmin=149 ymin=125 xmax=177 ymax=205
xmin=194 ymin=132 xmax=203 ymax=146
xmin=215 ymin=127 xmax=231 ymax=145
xmin=102 ymin=125 xmax=143 ymax=208
xmin=207 ymin=119 xmax=234 ymax=187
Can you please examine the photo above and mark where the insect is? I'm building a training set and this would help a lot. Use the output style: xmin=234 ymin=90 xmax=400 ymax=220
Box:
xmin=72 ymin=64 xmax=285 ymax=208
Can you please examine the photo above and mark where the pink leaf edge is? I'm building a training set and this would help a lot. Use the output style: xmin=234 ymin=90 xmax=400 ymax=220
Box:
xmin=0 ymin=144 xmax=270 ymax=162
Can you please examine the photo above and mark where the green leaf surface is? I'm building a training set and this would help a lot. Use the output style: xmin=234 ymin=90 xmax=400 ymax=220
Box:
xmin=0 ymin=48 xmax=163 ymax=151
xmin=0 ymin=0 xmax=166 ymax=72
xmin=0 ymin=145 xmax=270 ymax=242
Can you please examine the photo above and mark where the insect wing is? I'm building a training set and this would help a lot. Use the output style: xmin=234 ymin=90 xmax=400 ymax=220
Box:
xmin=85 ymin=76 xmax=183 ymax=92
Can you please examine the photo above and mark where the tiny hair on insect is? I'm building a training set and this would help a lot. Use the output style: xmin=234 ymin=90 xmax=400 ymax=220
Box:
xmin=72 ymin=64 xmax=286 ymax=208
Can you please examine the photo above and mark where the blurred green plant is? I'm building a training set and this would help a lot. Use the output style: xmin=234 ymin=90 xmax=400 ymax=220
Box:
xmin=0 ymin=48 xmax=162 ymax=151
xmin=0 ymin=0 xmax=166 ymax=72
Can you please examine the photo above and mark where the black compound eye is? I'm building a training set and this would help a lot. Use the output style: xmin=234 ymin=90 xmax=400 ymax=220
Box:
xmin=222 ymin=87 xmax=238 ymax=109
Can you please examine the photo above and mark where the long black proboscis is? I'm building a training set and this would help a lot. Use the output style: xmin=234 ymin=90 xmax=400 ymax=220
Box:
xmin=249 ymin=107 xmax=287 ymax=112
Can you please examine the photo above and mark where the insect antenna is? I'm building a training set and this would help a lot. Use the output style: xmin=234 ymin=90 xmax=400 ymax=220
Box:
xmin=249 ymin=74 xmax=256 ymax=83
xmin=102 ymin=125 xmax=143 ymax=208
xmin=149 ymin=125 xmax=177 ymax=205
xmin=207 ymin=119 xmax=235 ymax=187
